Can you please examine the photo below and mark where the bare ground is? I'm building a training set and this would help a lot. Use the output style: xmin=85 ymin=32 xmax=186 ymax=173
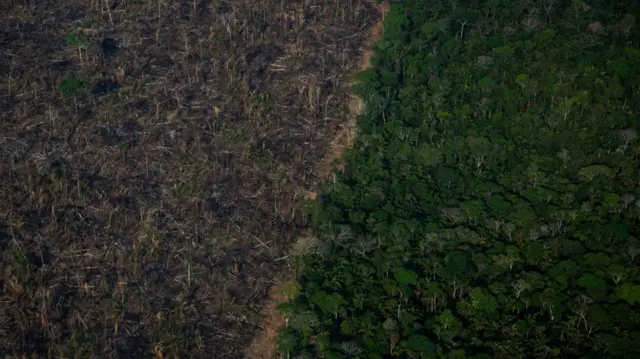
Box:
xmin=0 ymin=1 xmax=378 ymax=358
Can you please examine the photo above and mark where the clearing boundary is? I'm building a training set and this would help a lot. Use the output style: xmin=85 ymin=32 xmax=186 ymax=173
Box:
xmin=244 ymin=2 xmax=390 ymax=358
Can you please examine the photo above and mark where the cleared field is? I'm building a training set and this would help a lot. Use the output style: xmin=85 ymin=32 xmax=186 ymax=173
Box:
xmin=0 ymin=1 xmax=379 ymax=357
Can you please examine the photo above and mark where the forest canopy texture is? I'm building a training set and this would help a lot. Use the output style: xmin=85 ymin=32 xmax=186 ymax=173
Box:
xmin=278 ymin=0 xmax=640 ymax=358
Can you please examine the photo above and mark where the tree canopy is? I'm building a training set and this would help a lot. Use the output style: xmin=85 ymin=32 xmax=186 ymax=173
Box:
xmin=280 ymin=0 xmax=640 ymax=358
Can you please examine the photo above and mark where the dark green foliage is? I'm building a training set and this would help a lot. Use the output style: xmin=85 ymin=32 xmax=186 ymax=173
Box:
xmin=66 ymin=30 xmax=88 ymax=48
xmin=281 ymin=1 xmax=640 ymax=358
xmin=58 ymin=76 xmax=86 ymax=99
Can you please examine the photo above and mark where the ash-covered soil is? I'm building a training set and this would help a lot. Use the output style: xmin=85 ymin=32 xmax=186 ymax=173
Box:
xmin=0 ymin=0 xmax=378 ymax=357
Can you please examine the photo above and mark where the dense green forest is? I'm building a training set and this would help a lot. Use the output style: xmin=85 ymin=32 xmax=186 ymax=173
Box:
xmin=278 ymin=0 xmax=640 ymax=358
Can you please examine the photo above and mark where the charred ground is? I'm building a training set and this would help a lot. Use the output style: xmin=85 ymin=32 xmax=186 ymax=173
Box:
xmin=0 ymin=1 xmax=378 ymax=357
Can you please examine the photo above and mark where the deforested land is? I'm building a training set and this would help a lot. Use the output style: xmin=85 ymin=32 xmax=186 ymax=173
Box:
xmin=0 ymin=1 xmax=380 ymax=357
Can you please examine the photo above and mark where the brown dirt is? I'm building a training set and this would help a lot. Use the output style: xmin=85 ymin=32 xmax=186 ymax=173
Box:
xmin=244 ymin=2 xmax=390 ymax=359
xmin=0 ymin=1 xmax=379 ymax=358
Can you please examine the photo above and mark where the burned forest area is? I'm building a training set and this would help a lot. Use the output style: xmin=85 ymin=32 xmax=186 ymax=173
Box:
xmin=0 ymin=0 xmax=379 ymax=358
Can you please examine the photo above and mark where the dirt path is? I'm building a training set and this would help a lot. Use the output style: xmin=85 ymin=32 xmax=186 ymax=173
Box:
xmin=244 ymin=2 xmax=390 ymax=359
